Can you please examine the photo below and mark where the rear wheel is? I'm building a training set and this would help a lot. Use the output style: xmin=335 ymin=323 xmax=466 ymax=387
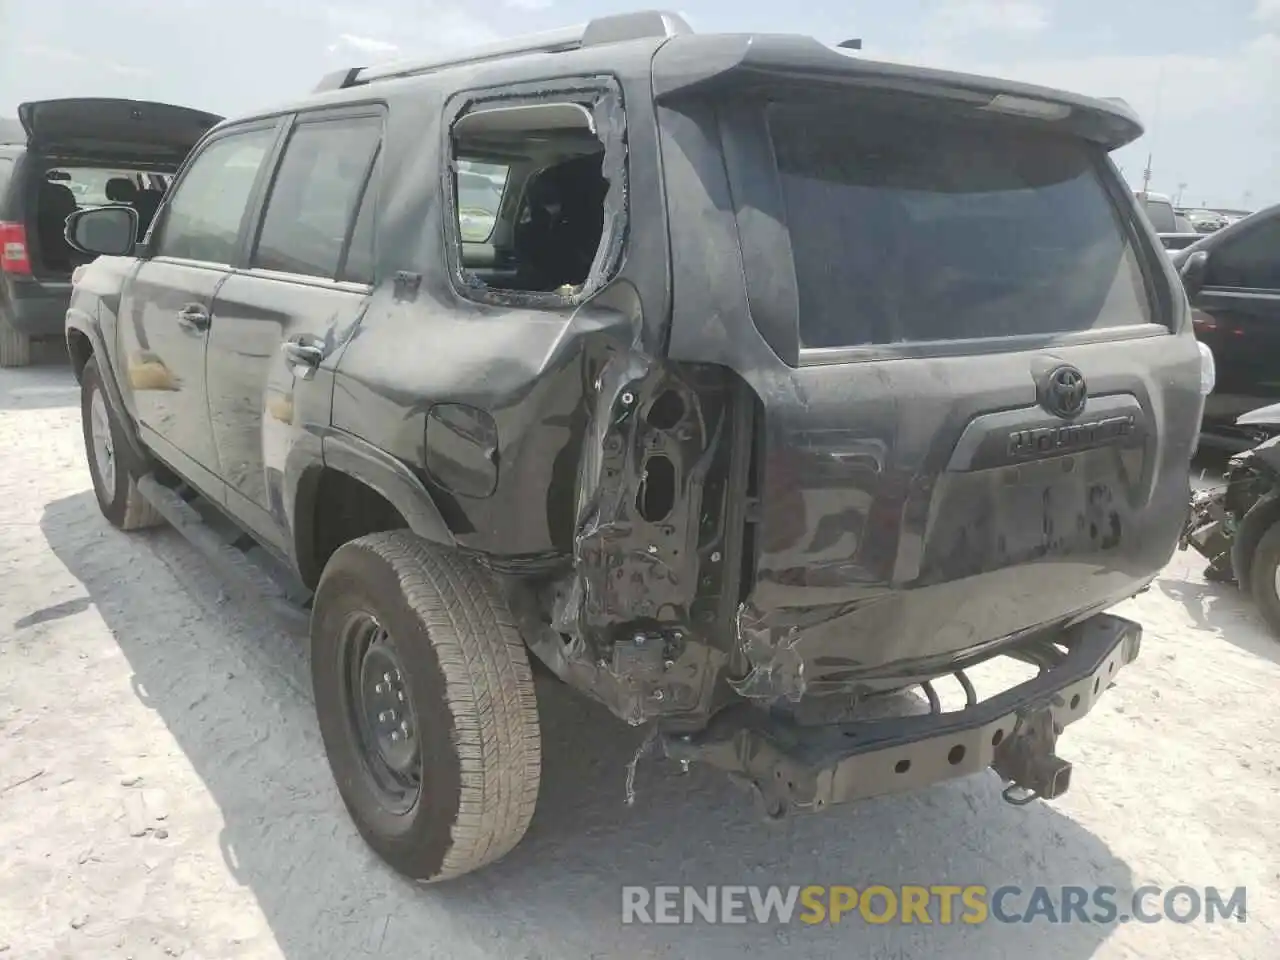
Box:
xmin=81 ymin=357 xmax=164 ymax=530
xmin=311 ymin=531 xmax=541 ymax=882
xmin=0 ymin=308 xmax=31 ymax=368
xmin=1247 ymin=522 xmax=1280 ymax=639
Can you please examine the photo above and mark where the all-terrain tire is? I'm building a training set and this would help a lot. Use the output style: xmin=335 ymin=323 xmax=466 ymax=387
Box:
xmin=311 ymin=531 xmax=542 ymax=882
xmin=1247 ymin=522 xmax=1280 ymax=639
xmin=81 ymin=357 xmax=165 ymax=530
xmin=0 ymin=309 xmax=31 ymax=368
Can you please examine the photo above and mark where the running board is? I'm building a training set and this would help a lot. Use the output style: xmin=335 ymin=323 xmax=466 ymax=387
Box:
xmin=135 ymin=474 xmax=312 ymax=634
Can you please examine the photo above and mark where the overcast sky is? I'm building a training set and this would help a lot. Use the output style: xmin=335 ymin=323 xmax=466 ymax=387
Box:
xmin=1 ymin=0 xmax=1276 ymax=209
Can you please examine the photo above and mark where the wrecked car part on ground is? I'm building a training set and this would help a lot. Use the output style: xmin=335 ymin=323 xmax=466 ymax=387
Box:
xmin=1182 ymin=402 xmax=1280 ymax=637
xmin=66 ymin=9 xmax=1204 ymax=883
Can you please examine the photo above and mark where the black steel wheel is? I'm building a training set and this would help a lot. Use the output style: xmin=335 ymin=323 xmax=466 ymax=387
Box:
xmin=311 ymin=531 xmax=541 ymax=882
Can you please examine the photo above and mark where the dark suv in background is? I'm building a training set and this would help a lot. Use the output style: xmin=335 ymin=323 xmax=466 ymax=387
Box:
xmin=1175 ymin=203 xmax=1280 ymax=449
xmin=63 ymin=10 xmax=1203 ymax=884
xmin=0 ymin=99 xmax=220 ymax=366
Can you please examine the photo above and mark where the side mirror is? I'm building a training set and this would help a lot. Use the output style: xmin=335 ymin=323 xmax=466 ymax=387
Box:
xmin=1178 ymin=249 xmax=1210 ymax=298
xmin=65 ymin=206 xmax=138 ymax=258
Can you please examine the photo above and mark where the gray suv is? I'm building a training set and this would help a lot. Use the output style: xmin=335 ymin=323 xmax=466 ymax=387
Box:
xmin=64 ymin=10 xmax=1202 ymax=882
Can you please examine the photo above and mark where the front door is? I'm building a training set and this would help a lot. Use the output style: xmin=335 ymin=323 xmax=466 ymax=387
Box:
xmin=205 ymin=110 xmax=382 ymax=553
xmin=119 ymin=122 xmax=280 ymax=491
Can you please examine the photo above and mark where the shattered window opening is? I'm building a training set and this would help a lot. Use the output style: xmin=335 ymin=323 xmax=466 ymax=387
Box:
xmin=446 ymin=89 xmax=625 ymax=306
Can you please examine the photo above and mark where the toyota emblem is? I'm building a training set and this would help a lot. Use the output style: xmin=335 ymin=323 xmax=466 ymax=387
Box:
xmin=1040 ymin=365 xmax=1087 ymax=419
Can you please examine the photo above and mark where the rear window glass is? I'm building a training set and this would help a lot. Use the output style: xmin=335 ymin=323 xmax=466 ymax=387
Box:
xmin=767 ymin=102 xmax=1153 ymax=348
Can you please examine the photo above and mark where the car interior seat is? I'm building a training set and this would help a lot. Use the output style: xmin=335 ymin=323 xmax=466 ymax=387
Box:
xmin=37 ymin=180 xmax=80 ymax=272
xmin=104 ymin=177 xmax=138 ymax=206
xmin=513 ymin=152 xmax=609 ymax=292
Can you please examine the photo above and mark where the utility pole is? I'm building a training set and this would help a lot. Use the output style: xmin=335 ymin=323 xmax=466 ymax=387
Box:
xmin=1140 ymin=152 xmax=1153 ymax=198
xmin=1175 ymin=182 xmax=1187 ymax=206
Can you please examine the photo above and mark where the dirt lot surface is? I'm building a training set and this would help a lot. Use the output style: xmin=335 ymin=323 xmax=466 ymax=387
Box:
xmin=1 ymin=361 xmax=1277 ymax=960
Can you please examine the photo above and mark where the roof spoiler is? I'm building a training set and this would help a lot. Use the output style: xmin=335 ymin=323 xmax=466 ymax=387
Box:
xmin=313 ymin=10 xmax=693 ymax=92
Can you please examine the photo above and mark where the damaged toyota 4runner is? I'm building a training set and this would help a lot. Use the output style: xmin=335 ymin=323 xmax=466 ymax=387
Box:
xmin=64 ymin=10 xmax=1205 ymax=882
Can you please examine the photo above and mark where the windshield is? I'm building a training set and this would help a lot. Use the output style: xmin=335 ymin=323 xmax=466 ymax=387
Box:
xmin=766 ymin=100 xmax=1154 ymax=348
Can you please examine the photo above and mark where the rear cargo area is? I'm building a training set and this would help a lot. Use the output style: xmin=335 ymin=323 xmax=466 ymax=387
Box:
xmin=24 ymin=165 xmax=171 ymax=279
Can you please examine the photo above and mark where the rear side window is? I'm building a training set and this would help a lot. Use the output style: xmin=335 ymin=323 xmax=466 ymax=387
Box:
xmin=1206 ymin=218 xmax=1280 ymax=290
xmin=340 ymin=150 xmax=378 ymax=285
xmin=0 ymin=158 xmax=12 ymax=199
xmin=253 ymin=116 xmax=380 ymax=280
xmin=768 ymin=102 xmax=1154 ymax=348
xmin=156 ymin=128 xmax=276 ymax=264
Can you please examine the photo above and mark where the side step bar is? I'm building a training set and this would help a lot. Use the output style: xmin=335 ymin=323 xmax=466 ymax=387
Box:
xmin=135 ymin=474 xmax=312 ymax=634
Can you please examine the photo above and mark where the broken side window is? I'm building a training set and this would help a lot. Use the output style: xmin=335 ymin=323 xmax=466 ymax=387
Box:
xmin=446 ymin=90 xmax=625 ymax=306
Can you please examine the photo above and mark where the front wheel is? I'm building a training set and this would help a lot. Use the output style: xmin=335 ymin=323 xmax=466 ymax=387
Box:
xmin=311 ymin=531 xmax=542 ymax=882
xmin=1247 ymin=522 xmax=1280 ymax=638
xmin=81 ymin=357 xmax=164 ymax=530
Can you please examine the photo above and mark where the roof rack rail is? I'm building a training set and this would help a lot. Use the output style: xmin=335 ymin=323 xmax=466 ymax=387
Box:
xmin=313 ymin=10 xmax=693 ymax=93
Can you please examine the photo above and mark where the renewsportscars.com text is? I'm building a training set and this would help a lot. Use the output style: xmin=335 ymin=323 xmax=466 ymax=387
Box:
xmin=620 ymin=885 xmax=1247 ymax=926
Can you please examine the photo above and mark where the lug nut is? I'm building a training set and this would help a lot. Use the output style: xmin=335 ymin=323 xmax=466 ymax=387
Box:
xmin=392 ymin=669 xmax=401 ymax=681
xmin=375 ymin=682 xmax=387 ymax=694
xmin=390 ymin=731 xmax=403 ymax=742
xmin=383 ymin=672 xmax=393 ymax=684
xmin=710 ymin=551 xmax=721 ymax=563
xmin=400 ymin=720 xmax=410 ymax=735
xmin=379 ymin=710 xmax=397 ymax=723
xmin=397 ymin=691 xmax=406 ymax=702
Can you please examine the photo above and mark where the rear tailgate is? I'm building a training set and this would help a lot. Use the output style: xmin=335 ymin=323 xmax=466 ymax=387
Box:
xmin=654 ymin=40 xmax=1202 ymax=694
xmin=17 ymin=98 xmax=221 ymax=161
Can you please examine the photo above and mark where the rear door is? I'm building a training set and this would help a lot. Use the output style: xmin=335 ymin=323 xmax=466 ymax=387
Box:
xmin=1191 ymin=213 xmax=1280 ymax=417
xmin=206 ymin=109 xmax=382 ymax=554
xmin=659 ymin=84 xmax=1201 ymax=678
xmin=118 ymin=122 xmax=280 ymax=493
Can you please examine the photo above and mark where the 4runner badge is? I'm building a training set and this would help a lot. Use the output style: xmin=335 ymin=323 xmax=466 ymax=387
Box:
xmin=1040 ymin=365 xmax=1087 ymax=419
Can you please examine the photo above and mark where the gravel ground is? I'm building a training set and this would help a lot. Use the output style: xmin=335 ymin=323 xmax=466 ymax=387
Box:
xmin=1 ymin=361 xmax=1277 ymax=960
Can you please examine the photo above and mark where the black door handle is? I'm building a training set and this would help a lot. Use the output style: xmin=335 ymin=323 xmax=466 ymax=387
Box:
xmin=177 ymin=303 xmax=209 ymax=331
xmin=281 ymin=340 xmax=324 ymax=368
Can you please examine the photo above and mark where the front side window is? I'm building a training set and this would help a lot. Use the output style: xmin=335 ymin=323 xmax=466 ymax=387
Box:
xmin=767 ymin=100 xmax=1154 ymax=348
xmin=156 ymin=128 xmax=276 ymax=264
xmin=253 ymin=116 xmax=381 ymax=280
xmin=1206 ymin=218 xmax=1280 ymax=290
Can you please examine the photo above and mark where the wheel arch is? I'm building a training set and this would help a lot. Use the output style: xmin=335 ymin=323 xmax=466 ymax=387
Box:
xmin=65 ymin=309 xmax=150 ymax=465
xmin=293 ymin=431 xmax=457 ymax=588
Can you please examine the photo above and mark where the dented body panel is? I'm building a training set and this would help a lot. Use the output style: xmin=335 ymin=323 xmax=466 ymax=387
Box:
xmin=329 ymin=32 xmax=1200 ymax=731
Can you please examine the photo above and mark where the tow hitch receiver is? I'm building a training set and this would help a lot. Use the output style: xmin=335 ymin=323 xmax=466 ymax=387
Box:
xmin=663 ymin=614 xmax=1140 ymax=817
xmin=992 ymin=708 xmax=1072 ymax=805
